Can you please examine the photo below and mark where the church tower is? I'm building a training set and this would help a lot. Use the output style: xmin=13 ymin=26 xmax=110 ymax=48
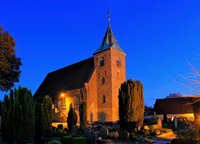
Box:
xmin=93 ymin=14 xmax=126 ymax=122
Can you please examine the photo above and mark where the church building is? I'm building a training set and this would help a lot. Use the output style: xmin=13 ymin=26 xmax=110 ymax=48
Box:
xmin=34 ymin=18 xmax=126 ymax=123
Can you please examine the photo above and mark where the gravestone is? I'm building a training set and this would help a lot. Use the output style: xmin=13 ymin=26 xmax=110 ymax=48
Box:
xmin=99 ymin=127 xmax=109 ymax=139
xmin=174 ymin=117 xmax=178 ymax=128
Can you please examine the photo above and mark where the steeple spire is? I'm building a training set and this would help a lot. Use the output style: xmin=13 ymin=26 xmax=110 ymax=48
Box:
xmin=107 ymin=9 xmax=111 ymax=26
xmin=93 ymin=11 xmax=125 ymax=55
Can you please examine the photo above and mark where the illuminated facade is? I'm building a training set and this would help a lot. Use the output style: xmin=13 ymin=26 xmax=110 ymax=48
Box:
xmin=34 ymin=22 xmax=126 ymax=123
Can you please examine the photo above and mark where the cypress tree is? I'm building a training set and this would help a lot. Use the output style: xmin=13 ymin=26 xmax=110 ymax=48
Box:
xmin=79 ymin=101 xmax=87 ymax=129
xmin=118 ymin=79 xmax=144 ymax=132
xmin=35 ymin=95 xmax=52 ymax=137
xmin=1 ymin=86 xmax=35 ymax=143
xmin=67 ymin=104 xmax=77 ymax=132
xmin=1 ymin=95 xmax=12 ymax=143
xmin=14 ymin=86 xmax=35 ymax=143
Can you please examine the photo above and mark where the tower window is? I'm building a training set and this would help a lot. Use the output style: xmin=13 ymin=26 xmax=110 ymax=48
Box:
xmin=100 ymin=57 xmax=104 ymax=67
xmin=116 ymin=57 xmax=121 ymax=67
xmin=101 ymin=77 xmax=105 ymax=85
xmin=102 ymin=95 xmax=106 ymax=103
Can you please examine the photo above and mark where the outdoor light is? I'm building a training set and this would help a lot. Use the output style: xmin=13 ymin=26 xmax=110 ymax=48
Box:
xmin=61 ymin=93 xmax=65 ymax=97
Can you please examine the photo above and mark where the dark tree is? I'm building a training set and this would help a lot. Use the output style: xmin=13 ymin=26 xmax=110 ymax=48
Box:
xmin=79 ymin=101 xmax=87 ymax=129
xmin=118 ymin=79 xmax=144 ymax=132
xmin=145 ymin=106 xmax=154 ymax=116
xmin=67 ymin=104 xmax=77 ymax=132
xmin=14 ymin=86 xmax=35 ymax=144
xmin=165 ymin=93 xmax=182 ymax=98
xmin=163 ymin=113 xmax=168 ymax=123
xmin=1 ymin=86 xmax=35 ymax=143
xmin=1 ymin=95 xmax=12 ymax=143
xmin=0 ymin=26 xmax=22 ymax=91
xmin=35 ymin=95 xmax=52 ymax=138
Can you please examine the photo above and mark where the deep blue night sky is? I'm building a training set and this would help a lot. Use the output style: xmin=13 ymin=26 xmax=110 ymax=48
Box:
xmin=1 ymin=0 xmax=200 ymax=106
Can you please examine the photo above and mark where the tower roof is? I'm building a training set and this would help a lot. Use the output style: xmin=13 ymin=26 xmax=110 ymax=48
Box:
xmin=93 ymin=23 xmax=125 ymax=55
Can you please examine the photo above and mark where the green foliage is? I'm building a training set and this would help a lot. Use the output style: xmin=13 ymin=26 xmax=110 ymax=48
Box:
xmin=72 ymin=136 xmax=87 ymax=144
xmin=35 ymin=95 xmax=52 ymax=138
xmin=79 ymin=101 xmax=87 ymax=129
xmin=48 ymin=140 xmax=62 ymax=144
xmin=1 ymin=94 xmax=13 ymax=143
xmin=0 ymin=25 xmax=22 ymax=91
xmin=58 ymin=124 xmax=63 ymax=129
xmin=15 ymin=86 xmax=35 ymax=143
xmin=99 ymin=127 xmax=109 ymax=139
xmin=62 ymin=135 xmax=73 ymax=144
xmin=1 ymin=86 xmax=35 ymax=143
xmin=67 ymin=104 xmax=77 ymax=132
xmin=176 ymin=129 xmax=200 ymax=144
xmin=118 ymin=79 xmax=145 ymax=132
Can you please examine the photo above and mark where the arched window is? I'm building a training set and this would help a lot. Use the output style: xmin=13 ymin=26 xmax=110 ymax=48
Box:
xmin=101 ymin=77 xmax=105 ymax=84
xmin=116 ymin=57 xmax=121 ymax=67
xmin=100 ymin=57 xmax=104 ymax=67
xmin=102 ymin=95 xmax=106 ymax=103
xmin=100 ymin=112 xmax=106 ymax=122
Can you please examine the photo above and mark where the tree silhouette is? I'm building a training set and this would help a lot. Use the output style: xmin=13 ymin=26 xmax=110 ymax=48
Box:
xmin=0 ymin=26 xmax=22 ymax=91
xmin=118 ymin=79 xmax=144 ymax=132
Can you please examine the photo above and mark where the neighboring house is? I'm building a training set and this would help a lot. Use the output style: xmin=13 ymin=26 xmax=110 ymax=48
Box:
xmin=34 ymin=20 xmax=126 ymax=123
xmin=154 ymin=97 xmax=200 ymax=120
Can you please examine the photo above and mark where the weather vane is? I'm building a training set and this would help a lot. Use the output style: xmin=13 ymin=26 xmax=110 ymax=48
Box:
xmin=107 ymin=9 xmax=111 ymax=25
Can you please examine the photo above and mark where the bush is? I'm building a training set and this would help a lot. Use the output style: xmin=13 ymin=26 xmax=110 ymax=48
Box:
xmin=119 ymin=130 xmax=130 ymax=140
xmin=73 ymin=137 xmax=87 ymax=144
xmin=48 ymin=140 xmax=62 ymax=144
xmin=62 ymin=135 xmax=73 ymax=144
xmin=176 ymin=129 xmax=200 ymax=144
xmin=58 ymin=124 xmax=63 ymax=129
xmin=99 ymin=127 xmax=109 ymax=139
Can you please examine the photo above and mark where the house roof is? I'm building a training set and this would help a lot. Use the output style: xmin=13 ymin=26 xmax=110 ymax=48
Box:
xmin=93 ymin=24 xmax=125 ymax=55
xmin=33 ymin=57 xmax=94 ymax=101
xmin=154 ymin=97 xmax=200 ymax=114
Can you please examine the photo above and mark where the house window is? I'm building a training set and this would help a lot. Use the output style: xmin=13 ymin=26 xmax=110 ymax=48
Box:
xmin=102 ymin=95 xmax=106 ymax=103
xmin=116 ymin=57 xmax=121 ymax=67
xmin=100 ymin=57 xmax=104 ymax=67
xmin=101 ymin=77 xmax=105 ymax=84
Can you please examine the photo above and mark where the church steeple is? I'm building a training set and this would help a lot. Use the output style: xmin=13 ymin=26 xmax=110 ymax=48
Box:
xmin=93 ymin=12 xmax=125 ymax=55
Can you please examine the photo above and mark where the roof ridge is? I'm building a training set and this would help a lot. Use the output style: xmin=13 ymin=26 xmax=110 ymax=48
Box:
xmin=49 ymin=57 xmax=93 ymax=74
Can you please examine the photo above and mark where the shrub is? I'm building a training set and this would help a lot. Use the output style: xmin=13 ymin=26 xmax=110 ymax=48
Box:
xmin=119 ymin=130 xmax=130 ymax=140
xmin=58 ymin=124 xmax=63 ymax=129
xmin=48 ymin=140 xmax=62 ymax=144
xmin=62 ymin=135 xmax=73 ymax=144
xmin=176 ymin=128 xmax=199 ymax=144
xmin=99 ymin=127 xmax=109 ymax=139
xmin=73 ymin=137 xmax=87 ymax=144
